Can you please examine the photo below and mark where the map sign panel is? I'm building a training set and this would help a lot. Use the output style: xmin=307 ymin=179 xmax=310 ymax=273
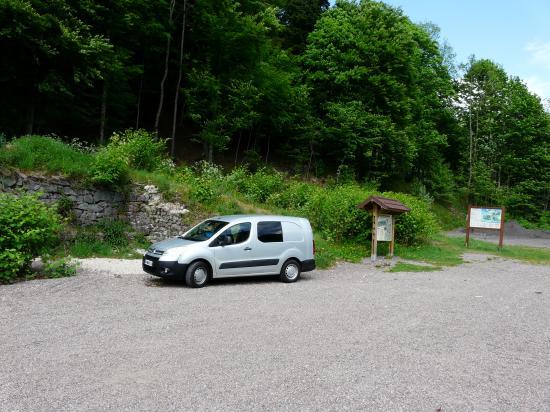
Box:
xmin=376 ymin=214 xmax=393 ymax=241
xmin=470 ymin=207 xmax=502 ymax=229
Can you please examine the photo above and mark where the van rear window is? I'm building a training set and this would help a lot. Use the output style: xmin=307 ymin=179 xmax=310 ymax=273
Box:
xmin=257 ymin=221 xmax=283 ymax=243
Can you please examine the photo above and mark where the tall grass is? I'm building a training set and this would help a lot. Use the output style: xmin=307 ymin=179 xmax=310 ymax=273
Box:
xmin=0 ymin=135 xmax=93 ymax=178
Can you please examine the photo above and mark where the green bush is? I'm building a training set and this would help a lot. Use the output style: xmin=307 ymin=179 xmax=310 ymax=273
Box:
xmin=0 ymin=193 xmax=61 ymax=282
xmin=90 ymin=146 xmax=129 ymax=187
xmin=109 ymin=129 xmax=168 ymax=172
xmin=178 ymin=162 xmax=222 ymax=204
xmin=42 ymin=257 xmax=79 ymax=278
xmin=90 ymin=129 xmax=170 ymax=188
xmin=238 ymin=168 xmax=284 ymax=203
xmin=0 ymin=135 xmax=93 ymax=177
xmin=97 ymin=219 xmax=129 ymax=248
xmin=0 ymin=249 xmax=27 ymax=280
xmin=176 ymin=164 xmax=438 ymax=246
xmin=383 ymin=192 xmax=440 ymax=245
xmin=267 ymin=180 xmax=319 ymax=210
xmin=302 ymin=183 xmax=373 ymax=242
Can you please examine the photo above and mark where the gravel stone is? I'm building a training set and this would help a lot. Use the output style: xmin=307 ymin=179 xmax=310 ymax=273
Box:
xmin=1 ymin=256 xmax=549 ymax=410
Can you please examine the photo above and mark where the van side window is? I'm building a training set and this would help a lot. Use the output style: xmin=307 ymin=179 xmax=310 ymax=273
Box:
xmin=257 ymin=221 xmax=283 ymax=243
xmin=212 ymin=222 xmax=251 ymax=246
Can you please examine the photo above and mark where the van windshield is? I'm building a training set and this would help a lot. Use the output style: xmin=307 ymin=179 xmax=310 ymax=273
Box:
xmin=181 ymin=220 xmax=228 ymax=241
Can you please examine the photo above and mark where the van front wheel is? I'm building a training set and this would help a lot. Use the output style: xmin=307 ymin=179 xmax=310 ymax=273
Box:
xmin=185 ymin=261 xmax=209 ymax=288
xmin=280 ymin=259 xmax=301 ymax=283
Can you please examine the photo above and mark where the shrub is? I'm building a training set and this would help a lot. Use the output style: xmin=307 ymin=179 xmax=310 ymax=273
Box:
xmin=109 ymin=129 xmax=168 ymax=172
xmin=64 ymin=220 xmax=138 ymax=258
xmin=90 ymin=146 xmax=129 ymax=187
xmin=384 ymin=191 xmax=440 ymax=245
xmin=0 ymin=193 xmax=61 ymax=282
xmin=97 ymin=219 xmax=129 ymax=248
xmin=266 ymin=179 xmax=439 ymax=246
xmin=56 ymin=195 xmax=76 ymax=220
xmin=0 ymin=249 xmax=27 ymax=281
xmin=267 ymin=180 xmax=319 ymax=210
xmin=302 ymin=183 xmax=373 ymax=242
xmin=238 ymin=168 xmax=284 ymax=203
xmin=42 ymin=257 xmax=79 ymax=278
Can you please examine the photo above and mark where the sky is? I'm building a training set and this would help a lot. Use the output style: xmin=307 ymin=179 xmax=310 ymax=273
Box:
xmin=330 ymin=0 xmax=550 ymax=102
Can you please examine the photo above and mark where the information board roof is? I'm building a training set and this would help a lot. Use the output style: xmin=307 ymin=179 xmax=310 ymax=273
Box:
xmin=357 ymin=196 xmax=411 ymax=214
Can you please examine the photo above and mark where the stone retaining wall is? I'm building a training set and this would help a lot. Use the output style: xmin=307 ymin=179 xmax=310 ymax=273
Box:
xmin=0 ymin=171 xmax=189 ymax=241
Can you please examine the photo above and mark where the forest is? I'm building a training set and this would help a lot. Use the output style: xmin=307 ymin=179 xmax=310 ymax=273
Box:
xmin=0 ymin=0 xmax=549 ymax=224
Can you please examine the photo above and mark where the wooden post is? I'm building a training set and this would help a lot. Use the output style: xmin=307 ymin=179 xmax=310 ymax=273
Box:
xmin=371 ymin=204 xmax=378 ymax=262
xmin=465 ymin=205 xmax=471 ymax=247
xmin=498 ymin=207 xmax=505 ymax=249
xmin=389 ymin=214 xmax=396 ymax=257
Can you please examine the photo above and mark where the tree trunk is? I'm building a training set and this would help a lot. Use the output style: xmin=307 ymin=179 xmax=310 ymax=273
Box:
xmin=208 ymin=142 xmax=213 ymax=163
xmin=99 ymin=79 xmax=109 ymax=145
xmin=170 ymin=0 xmax=187 ymax=158
xmin=468 ymin=110 xmax=473 ymax=187
xmin=135 ymin=75 xmax=143 ymax=129
xmin=26 ymin=101 xmax=35 ymax=135
xmin=234 ymin=130 xmax=242 ymax=165
xmin=306 ymin=138 xmax=314 ymax=178
xmin=154 ymin=0 xmax=176 ymax=134
xmin=265 ymin=136 xmax=270 ymax=163
xmin=245 ymin=129 xmax=252 ymax=151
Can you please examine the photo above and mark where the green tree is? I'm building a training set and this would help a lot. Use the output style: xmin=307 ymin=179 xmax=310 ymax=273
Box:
xmin=275 ymin=0 xmax=329 ymax=53
xmin=457 ymin=58 xmax=550 ymax=219
xmin=302 ymin=0 xmax=456 ymax=192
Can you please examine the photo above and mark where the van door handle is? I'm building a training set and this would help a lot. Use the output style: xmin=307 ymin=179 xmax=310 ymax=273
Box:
xmin=244 ymin=247 xmax=252 ymax=251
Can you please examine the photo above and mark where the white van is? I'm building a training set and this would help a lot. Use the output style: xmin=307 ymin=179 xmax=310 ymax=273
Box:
xmin=142 ymin=215 xmax=315 ymax=287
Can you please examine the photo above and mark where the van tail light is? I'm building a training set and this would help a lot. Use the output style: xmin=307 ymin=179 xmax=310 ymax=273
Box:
xmin=313 ymin=240 xmax=316 ymax=255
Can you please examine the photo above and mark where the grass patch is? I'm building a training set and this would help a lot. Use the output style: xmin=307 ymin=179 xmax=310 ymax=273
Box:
xmin=396 ymin=235 xmax=464 ymax=266
xmin=446 ymin=236 xmax=550 ymax=264
xmin=0 ymin=135 xmax=93 ymax=178
xmin=314 ymin=236 xmax=366 ymax=269
xmin=397 ymin=235 xmax=550 ymax=267
xmin=390 ymin=262 xmax=442 ymax=272
xmin=430 ymin=202 xmax=464 ymax=230
xmin=131 ymin=169 xmax=178 ymax=199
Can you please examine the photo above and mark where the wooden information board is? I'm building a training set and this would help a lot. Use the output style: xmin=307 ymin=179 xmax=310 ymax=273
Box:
xmin=466 ymin=205 xmax=505 ymax=248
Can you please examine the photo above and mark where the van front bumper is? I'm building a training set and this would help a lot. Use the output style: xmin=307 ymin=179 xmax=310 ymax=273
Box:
xmin=142 ymin=255 xmax=188 ymax=279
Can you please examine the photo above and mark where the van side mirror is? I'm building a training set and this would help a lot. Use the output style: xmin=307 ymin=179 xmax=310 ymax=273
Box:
xmin=218 ymin=234 xmax=232 ymax=246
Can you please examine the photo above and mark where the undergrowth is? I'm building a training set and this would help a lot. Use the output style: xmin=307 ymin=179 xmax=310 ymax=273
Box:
xmin=3 ymin=135 xmax=547 ymax=271
xmin=56 ymin=219 xmax=148 ymax=259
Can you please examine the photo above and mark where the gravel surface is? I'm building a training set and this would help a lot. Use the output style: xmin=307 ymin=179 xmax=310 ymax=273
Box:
xmin=1 ymin=256 xmax=549 ymax=411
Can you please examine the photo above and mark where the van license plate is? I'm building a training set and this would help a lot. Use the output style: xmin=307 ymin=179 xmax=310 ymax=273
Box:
xmin=144 ymin=259 xmax=153 ymax=267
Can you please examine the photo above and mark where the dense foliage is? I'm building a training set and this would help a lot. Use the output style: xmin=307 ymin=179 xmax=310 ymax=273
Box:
xmin=0 ymin=0 xmax=548 ymax=223
xmin=0 ymin=192 xmax=61 ymax=282
xmin=179 ymin=163 xmax=439 ymax=245
xmin=91 ymin=129 xmax=170 ymax=186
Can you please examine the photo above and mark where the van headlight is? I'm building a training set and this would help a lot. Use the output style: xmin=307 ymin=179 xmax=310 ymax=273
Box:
xmin=160 ymin=250 xmax=180 ymax=261
xmin=147 ymin=247 xmax=165 ymax=255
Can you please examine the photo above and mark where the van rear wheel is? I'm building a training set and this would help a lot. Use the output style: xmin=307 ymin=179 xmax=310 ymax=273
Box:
xmin=280 ymin=259 xmax=301 ymax=283
xmin=185 ymin=261 xmax=209 ymax=288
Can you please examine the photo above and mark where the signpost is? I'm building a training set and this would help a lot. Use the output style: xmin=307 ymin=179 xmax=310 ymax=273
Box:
xmin=466 ymin=206 xmax=505 ymax=248
xmin=358 ymin=196 xmax=410 ymax=262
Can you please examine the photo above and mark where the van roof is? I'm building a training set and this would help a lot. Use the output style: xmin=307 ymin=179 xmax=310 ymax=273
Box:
xmin=211 ymin=214 xmax=307 ymax=223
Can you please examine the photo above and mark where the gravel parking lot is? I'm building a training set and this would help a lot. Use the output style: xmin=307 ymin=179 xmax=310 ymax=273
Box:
xmin=1 ymin=255 xmax=549 ymax=411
